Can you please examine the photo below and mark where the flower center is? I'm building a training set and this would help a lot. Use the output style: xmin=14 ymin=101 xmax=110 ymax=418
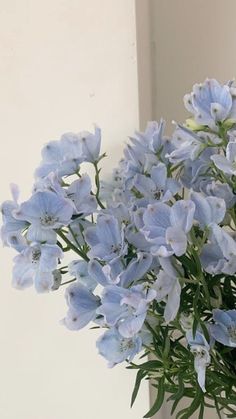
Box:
xmin=110 ymin=244 xmax=122 ymax=254
xmin=31 ymin=248 xmax=41 ymax=263
xmin=40 ymin=212 xmax=58 ymax=226
xmin=153 ymin=189 xmax=164 ymax=200
xmin=120 ymin=339 xmax=134 ymax=352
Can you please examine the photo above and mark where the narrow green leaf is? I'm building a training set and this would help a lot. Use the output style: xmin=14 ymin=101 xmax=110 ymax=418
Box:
xmin=131 ymin=370 xmax=146 ymax=407
xmin=143 ymin=376 xmax=165 ymax=418
xmin=179 ymin=388 xmax=203 ymax=419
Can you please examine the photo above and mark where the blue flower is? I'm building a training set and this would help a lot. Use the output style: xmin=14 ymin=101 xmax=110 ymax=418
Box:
xmin=210 ymin=309 xmax=236 ymax=347
xmin=118 ymin=252 xmax=153 ymax=287
xmin=168 ymin=125 xmax=205 ymax=164
xmin=1 ymin=184 xmax=28 ymax=251
xmin=132 ymin=162 xmax=180 ymax=202
xmin=142 ymin=200 xmax=195 ymax=257
xmin=14 ymin=191 xmax=74 ymax=244
xmin=97 ymin=284 xmax=156 ymax=338
xmin=63 ymin=283 xmax=100 ymax=330
xmin=88 ymin=258 xmax=123 ymax=287
xmin=180 ymin=147 xmax=217 ymax=191
xmin=96 ymin=328 xmax=142 ymax=367
xmin=153 ymin=257 xmax=182 ymax=322
xmin=184 ymin=78 xmax=236 ymax=129
xmin=79 ymin=126 xmax=101 ymax=163
xmin=84 ymin=214 xmax=127 ymax=261
xmin=35 ymin=133 xmax=83 ymax=179
xmin=201 ymin=224 xmax=236 ymax=275
xmin=69 ymin=260 xmax=97 ymax=291
xmin=211 ymin=141 xmax=236 ymax=176
xmin=191 ymin=192 xmax=226 ymax=228
xmin=186 ymin=330 xmax=211 ymax=392
xmin=201 ymin=181 xmax=236 ymax=209
xmin=12 ymin=243 xmax=63 ymax=292
xmin=67 ymin=174 xmax=97 ymax=215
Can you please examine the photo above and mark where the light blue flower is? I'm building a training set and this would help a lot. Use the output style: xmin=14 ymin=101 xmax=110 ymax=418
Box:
xmin=130 ymin=119 xmax=173 ymax=162
xmin=96 ymin=328 xmax=142 ymax=367
xmin=142 ymin=200 xmax=195 ymax=257
xmin=184 ymin=78 xmax=235 ymax=129
xmin=180 ymin=147 xmax=217 ymax=191
xmin=79 ymin=126 xmax=101 ymax=163
xmin=153 ymin=257 xmax=182 ymax=322
xmin=84 ymin=214 xmax=127 ymax=261
xmin=201 ymin=181 xmax=236 ymax=209
xmin=67 ymin=174 xmax=97 ymax=215
xmin=88 ymin=258 xmax=123 ymax=287
xmin=201 ymin=224 xmax=236 ymax=275
xmin=118 ymin=252 xmax=152 ymax=287
xmin=168 ymin=125 xmax=205 ymax=163
xmin=89 ymin=253 xmax=152 ymax=289
xmin=35 ymin=133 xmax=83 ymax=179
xmin=97 ymin=284 xmax=156 ymax=338
xmin=132 ymin=162 xmax=180 ymax=202
xmin=33 ymin=172 xmax=66 ymax=196
xmin=210 ymin=309 xmax=236 ymax=347
xmin=211 ymin=141 xmax=236 ymax=175
xmin=63 ymin=283 xmax=100 ymax=330
xmin=12 ymin=243 xmax=63 ymax=292
xmin=1 ymin=184 xmax=28 ymax=251
xmin=14 ymin=191 xmax=74 ymax=244
xmin=191 ymin=192 xmax=226 ymax=228
xmin=186 ymin=330 xmax=211 ymax=392
xmin=69 ymin=260 xmax=97 ymax=291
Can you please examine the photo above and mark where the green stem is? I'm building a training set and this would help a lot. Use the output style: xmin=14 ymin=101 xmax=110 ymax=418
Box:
xmin=60 ymin=278 xmax=77 ymax=287
xmin=94 ymin=161 xmax=105 ymax=209
xmin=57 ymin=230 xmax=89 ymax=262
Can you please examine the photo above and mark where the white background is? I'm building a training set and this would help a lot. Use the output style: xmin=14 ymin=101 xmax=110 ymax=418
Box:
xmin=0 ymin=1 xmax=149 ymax=418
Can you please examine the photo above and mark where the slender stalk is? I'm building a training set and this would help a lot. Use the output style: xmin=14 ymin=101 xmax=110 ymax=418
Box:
xmin=60 ymin=278 xmax=77 ymax=287
xmin=57 ymin=230 xmax=89 ymax=262
xmin=94 ymin=161 xmax=105 ymax=209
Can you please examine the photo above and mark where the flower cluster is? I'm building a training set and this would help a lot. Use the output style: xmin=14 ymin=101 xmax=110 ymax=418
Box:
xmin=2 ymin=79 xmax=236 ymax=418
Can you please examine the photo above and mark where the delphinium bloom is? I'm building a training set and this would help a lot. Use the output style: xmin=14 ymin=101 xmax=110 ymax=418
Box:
xmin=186 ymin=330 xmax=211 ymax=393
xmin=210 ymin=309 xmax=236 ymax=347
xmin=142 ymin=200 xmax=195 ymax=257
xmin=12 ymin=242 xmax=63 ymax=292
xmin=3 ymin=80 xmax=236 ymax=419
xmin=184 ymin=78 xmax=236 ymax=129
xmin=14 ymin=190 xmax=74 ymax=243
xmin=96 ymin=328 xmax=142 ymax=367
xmin=84 ymin=214 xmax=127 ymax=261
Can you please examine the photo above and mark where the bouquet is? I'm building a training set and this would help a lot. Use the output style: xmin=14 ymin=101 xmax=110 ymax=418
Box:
xmin=2 ymin=78 xmax=236 ymax=418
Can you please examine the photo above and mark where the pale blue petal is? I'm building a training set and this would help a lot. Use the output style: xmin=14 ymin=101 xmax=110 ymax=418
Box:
xmin=166 ymin=226 xmax=187 ymax=256
xmin=119 ymin=253 xmax=152 ymax=287
xmin=170 ymin=200 xmax=195 ymax=233
xmin=150 ymin=163 xmax=167 ymax=190
xmin=118 ymin=312 xmax=146 ymax=338
xmin=164 ymin=279 xmax=181 ymax=322
xmin=211 ymin=154 xmax=236 ymax=175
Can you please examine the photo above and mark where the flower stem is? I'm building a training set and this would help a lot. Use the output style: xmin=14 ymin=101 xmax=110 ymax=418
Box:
xmin=57 ymin=230 xmax=89 ymax=262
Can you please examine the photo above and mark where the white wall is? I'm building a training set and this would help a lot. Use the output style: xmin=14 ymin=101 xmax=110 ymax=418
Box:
xmin=150 ymin=0 xmax=236 ymax=133
xmin=0 ymin=1 xmax=149 ymax=418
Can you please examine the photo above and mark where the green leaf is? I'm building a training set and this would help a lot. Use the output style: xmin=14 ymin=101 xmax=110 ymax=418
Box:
xmin=143 ymin=376 xmax=165 ymax=418
xmin=178 ymin=388 xmax=203 ymax=419
xmin=178 ymin=255 xmax=198 ymax=276
xmin=128 ymin=360 xmax=163 ymax=371
xmin=131 ymin=370 xmax=146 ymax=407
